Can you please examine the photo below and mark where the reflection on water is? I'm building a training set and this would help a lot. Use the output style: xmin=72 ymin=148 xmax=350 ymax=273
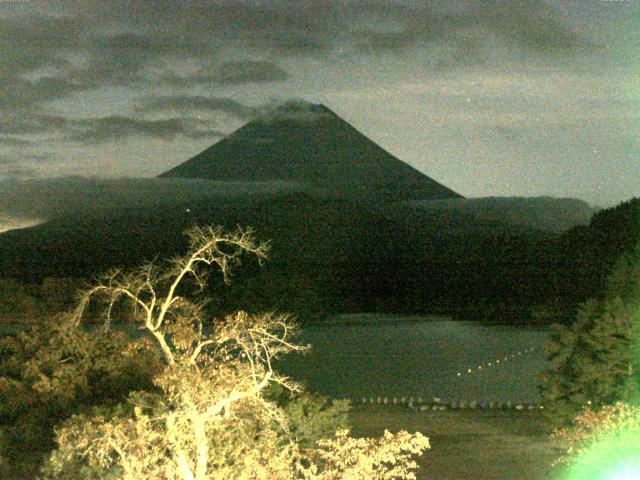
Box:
xmin=275 ymin=315 xmax=549 ymax=403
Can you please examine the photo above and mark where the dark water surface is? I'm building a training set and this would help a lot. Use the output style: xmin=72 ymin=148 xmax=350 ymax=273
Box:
xmin=276 ymin=314 xmax=550 ymax=404
xmin=1 ymin=314 xmax=549 ymax=403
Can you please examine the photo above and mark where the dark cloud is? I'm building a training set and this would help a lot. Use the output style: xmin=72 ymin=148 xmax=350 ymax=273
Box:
xmin=193 ymin=60 xmax=290 ymax=85
xmin=0 ymin=136 xmax=35 ymax=147
xmin=0 ymin=114 xmax=73 ymax=136
xmin=0 ymin=23 xmax=213 ymax=111
xmin=357 ymin=10 xmax=486 ymax=60
xmin=0 ymin=75 xmax=86 ymax=110
xmin=84 ymin=33 xmax=155 ymax=86
xmin=81 ymin=32 xmax=204 ymax=87
xmin=0 ymin=153 xmax=53 ymax=167
xmin=1 ymin=0 xmax=598 ymax=117
xmin=356 ymin=30 xmax=418 ymax=53
xmin=19 ymin=153 xmax=53 ymax=164
xmin=134 ymin=95 xmax=256 ymax=119
xmin=67 ymin=116 xmax=223 ymax=144
xmin=433 ymin=35 xmax=490 ymax=69
xmin=0 ymin=155 xmax=15 ymax=166
xmin=1 ymin=166 xmax=39 ymax=179
xmin=0 ymin=109 xmax=225 ymax=146
xmin=161 ymin=60 xmax=290 ymax=87
xmin=25 ymin=153 xmax=54 ymax=163
xmin=487 ymin=0 xmax=593 ymax=55
xmin=0 ymin=15 xmax=84 ymax=77
xmin=354 ymin=1 xmax=595 ymax=59
xmin=265 ymin=34 xmax=331 ymax=57
xmin=71 ymin=1 xmax=340 ymax=55
xmin=0 ymin=16 xmax=90 ymax=110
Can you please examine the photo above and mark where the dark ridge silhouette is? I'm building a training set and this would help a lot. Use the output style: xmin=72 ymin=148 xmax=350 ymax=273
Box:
xmin=546 ymin=196 xmax=640 ymax=302
xmin=403 ymin=196 xmax=596 ymax=234
xmin=0 ymin=194 xmax=634 ymax=324
xmin=159 ymin=100 xmax=462 ymax=201
xmin=0 ymin=191 xmax=409 ymax=317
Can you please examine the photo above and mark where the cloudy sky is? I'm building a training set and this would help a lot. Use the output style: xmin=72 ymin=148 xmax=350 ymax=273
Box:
xmin=1 ymin=0 xmax=638 ymax=207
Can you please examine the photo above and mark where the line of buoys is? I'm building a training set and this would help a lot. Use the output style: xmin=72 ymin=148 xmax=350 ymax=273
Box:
xmin=455 ymin=346 xmax=538 ymax=378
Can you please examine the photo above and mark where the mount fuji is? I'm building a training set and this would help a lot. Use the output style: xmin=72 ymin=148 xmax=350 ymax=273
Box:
xmin=160 ymin=100 xmax=462 ymax=201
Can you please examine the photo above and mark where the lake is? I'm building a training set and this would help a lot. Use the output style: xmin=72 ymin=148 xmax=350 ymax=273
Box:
xmin=0 ymin=314 xmax=550 ymax=404
xmin=276 ymin=314 xmax=550 ymax=404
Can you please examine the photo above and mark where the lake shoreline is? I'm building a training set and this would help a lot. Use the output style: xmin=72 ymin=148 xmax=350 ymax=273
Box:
xmin=300 ymin=312 xmax=552 ymax=331
xmin=302 ymin=312 xmax=451 ymax=326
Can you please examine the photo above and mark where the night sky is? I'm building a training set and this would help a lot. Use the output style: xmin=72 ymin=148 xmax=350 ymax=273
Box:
xmin=1 ymin=0 xmax=638 ymax=207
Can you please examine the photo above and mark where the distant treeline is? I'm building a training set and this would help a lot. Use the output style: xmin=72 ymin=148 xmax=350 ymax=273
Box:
xmin=396 ymin=197 xmax=639 ymax=323
xmin=190 ymin=196 xmax=639 ymax=324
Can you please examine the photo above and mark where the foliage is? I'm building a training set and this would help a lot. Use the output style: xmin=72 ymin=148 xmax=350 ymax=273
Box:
xmin=552 ymin=197 xmax=640 ymax=304
xmin=43 ymin=367 xmax=303 ymax=480
xmin=42 ymin=225 xmax=430 ymax=480
xmin=0 ymin=316 xmax=161 ymax=477
xmin=302 ymin=428 xmax=429 ymax=480
xmin=539 ymin=242 xmax=640 ymax=425
xmin=0 ymin=428 xmax=9 ymax=479
xmin=530 ymin=297 xmax=575 ymax=325
xmin=270 ymin=385 xmax=352 ymax=449
xmin=552 ymin=402 xmax=640 ymax=479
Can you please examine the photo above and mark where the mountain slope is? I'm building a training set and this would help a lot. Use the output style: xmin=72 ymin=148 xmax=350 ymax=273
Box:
xmin=159 ymin=100 xmax=461 ymax=201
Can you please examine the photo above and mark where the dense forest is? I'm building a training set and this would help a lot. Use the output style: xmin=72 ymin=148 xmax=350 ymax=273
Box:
xmin=1 ymin=197 xmax=638 ymax=325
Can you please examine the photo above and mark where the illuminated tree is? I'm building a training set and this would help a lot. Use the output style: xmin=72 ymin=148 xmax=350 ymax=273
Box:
xmin=0 ymin=314 xmax=161 ymax=478
xmin=42 ymin=226 xmax=429 ymax=480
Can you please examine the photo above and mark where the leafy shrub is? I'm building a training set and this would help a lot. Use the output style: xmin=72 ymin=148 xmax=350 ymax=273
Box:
xmin=553 ymin=402 xmax=640 ymax=460
xmin=303 ymin=428 xmax=429 ymax=480
xmin=271 ymin=386 xmax=352 ymax=449
xmin=0 ymin=316 xmax=161 ymax=477
xmin=539 ymin=242 xmax=640 ymax=426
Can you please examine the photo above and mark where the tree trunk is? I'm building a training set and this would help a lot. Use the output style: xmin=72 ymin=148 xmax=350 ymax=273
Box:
xmin=193 ymin=417 xmax=209 ymax=480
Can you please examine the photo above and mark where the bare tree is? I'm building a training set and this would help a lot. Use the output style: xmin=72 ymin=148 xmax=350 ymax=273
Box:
xmin=73 ymin=225 xmax=274 ymax=364
xmin=45 ymin=225 xmax=429 ymax=480
xmin=59 ymin=226 xmax=308 ymax=479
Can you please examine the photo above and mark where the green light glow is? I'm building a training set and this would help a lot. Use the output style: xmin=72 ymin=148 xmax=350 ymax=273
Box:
xmin=564 ymin=426 xmax=640 ymax=480
xmin=608 ymin=466 xmax=640 ymax=480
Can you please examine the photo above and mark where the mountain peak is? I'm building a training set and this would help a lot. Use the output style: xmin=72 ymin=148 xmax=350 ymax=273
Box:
xmin=160 ymin=100 xmax=462 ymax=201
xmin=275 ymin=99 xmax=327 ymax=111
xmin=253 ymin=100 xmax=334 ymax=125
